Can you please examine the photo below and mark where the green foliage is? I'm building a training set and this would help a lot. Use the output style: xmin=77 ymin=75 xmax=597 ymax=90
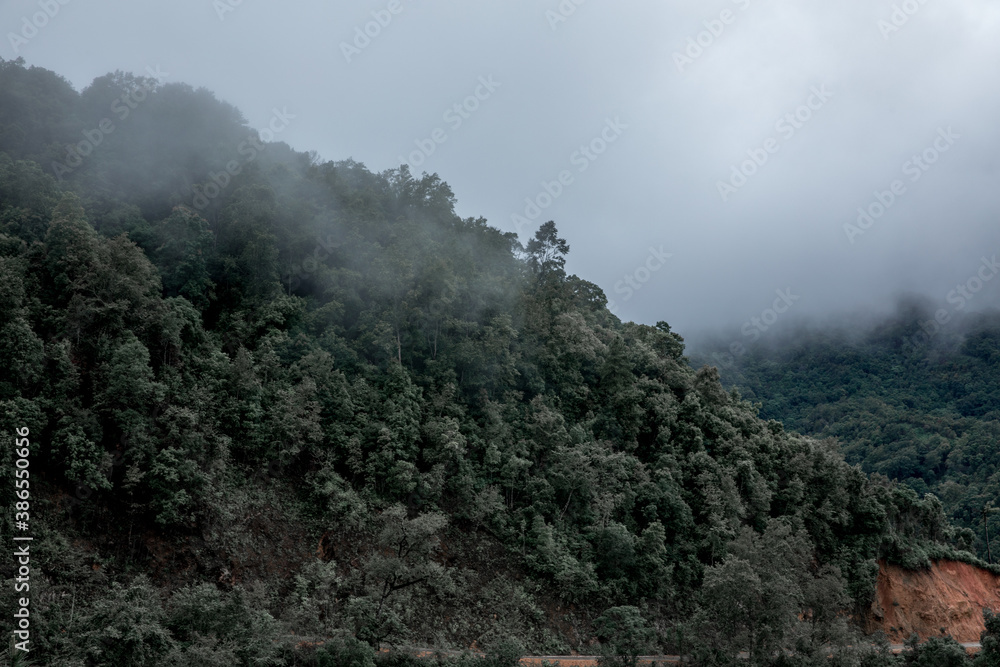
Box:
xmin=525 ymin=220 xmax=569 ymax=278
xmin=0 ymin=57 xmax=983 ymax=666
xmin=78 ymin=576 xmax=175 ymax=666
xmin=858 ymin=634 xmax=903 ymax=667
xmin=150 ymin=207 xmax=215 ymax=308
xmin=1 ymin=637 xmax=36 ymax=667
xmin=975 ymin=609 xmax=1000 ymax=667
xmin=164 ymin=583 xmax=280 ymax=665
xmin=594 ymin=606 xmax=655 ymax=667
xmin=903 ymin=634 xmax=970 ymax=666
xmin=695 ymin=522 xmax=806 ymax=665
xmin=314 ymin=634 xmax=377 ymax=667
xmin=692 ymin=521 xmax=862 ymax=666
xmin=347 ymin=505 xmax=452 ymax=647
xmin=483 ymin=637 xmax=525 ymax=667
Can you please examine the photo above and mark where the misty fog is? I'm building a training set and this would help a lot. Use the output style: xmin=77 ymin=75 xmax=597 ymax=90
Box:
xmin=3 ymin=0 xmax=999 ymax=341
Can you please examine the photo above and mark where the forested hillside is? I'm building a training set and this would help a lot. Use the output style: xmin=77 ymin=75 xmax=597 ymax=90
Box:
xmin=695 ymin=302 xmax=1000 ymax=570
xmin=0 ymin=57 xmax=990 ymax=666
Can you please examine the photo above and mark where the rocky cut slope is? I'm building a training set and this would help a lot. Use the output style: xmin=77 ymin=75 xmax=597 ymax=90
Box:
xmin=868 ymin=559 xmax=1000 ymax=643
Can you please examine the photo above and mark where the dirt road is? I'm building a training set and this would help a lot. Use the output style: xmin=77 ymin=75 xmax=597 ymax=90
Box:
xmin=518 ymin=657 xmax=679 ymax=666
xmin=403 ymin=649 xmax=680 ymax=665
xmin=393 ymin=642 xmax=982 ymax=664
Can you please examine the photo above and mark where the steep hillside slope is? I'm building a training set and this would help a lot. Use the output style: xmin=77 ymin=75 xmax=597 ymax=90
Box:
xmin=0 ymin=57 xmax=986 ymax=665
xmin=869 ymin=559 xmax=1000 ymax=643
xmin=696 ymin=307 xmax=1000 ymax=562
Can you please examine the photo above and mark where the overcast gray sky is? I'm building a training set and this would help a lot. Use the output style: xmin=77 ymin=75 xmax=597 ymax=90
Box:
xmin=4 ymin=0 xmax=999 ymax=341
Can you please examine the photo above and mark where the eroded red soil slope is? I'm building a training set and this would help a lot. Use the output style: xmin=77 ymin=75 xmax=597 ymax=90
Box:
xmin=868 ymin=559 xmax=1000 ymax=643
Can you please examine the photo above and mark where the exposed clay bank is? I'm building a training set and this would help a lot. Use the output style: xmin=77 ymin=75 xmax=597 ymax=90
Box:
xmin=868 ymin=559 xmax=1000 ymax=643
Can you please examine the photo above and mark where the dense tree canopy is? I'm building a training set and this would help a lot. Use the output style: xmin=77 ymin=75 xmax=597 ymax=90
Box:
xmin=695 ymin=305 xmax=1000 ymax=565
xmin=0 ymin=58 xmax=984 ymax=666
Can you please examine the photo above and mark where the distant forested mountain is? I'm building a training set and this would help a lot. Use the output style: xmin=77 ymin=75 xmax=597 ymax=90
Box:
xmin=0 ymin=57 xmax=988 ymax=666
xmin=694 ymin=303 xmax=1000 ymax=564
